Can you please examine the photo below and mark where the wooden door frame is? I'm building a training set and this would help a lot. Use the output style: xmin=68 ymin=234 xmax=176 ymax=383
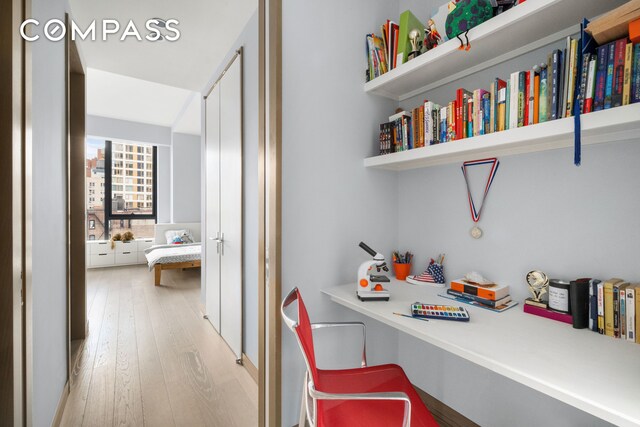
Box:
xmin=260 ymin=0 xmax=282 ymax=425
xmin=1 ymin=0 xmax=28 ymax=423
xmin=65 ymin=14 xmax=87 ymax=371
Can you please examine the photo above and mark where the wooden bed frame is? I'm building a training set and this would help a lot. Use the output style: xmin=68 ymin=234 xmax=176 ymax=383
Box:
xmin=151 ymin=223 xmax=203 ymax=286
xmin=154 ymin=260 xmax=201 ymax=286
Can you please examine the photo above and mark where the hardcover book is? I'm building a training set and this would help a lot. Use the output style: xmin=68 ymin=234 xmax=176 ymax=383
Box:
xmin=622 ymin=42 xmax=633 ymax=105
xmin=450 ymin=279 xmax=509 ymax=301
xmin=612 ymin=38 xmax=627 ymax=107
xmin=604 ymin=41 xmax=616 ymax=109
xmin=604 ymin=278 xmax=623 ymax=337
xmin=626 ymin=284 xmax=638 ymax=342
xmin=594 ymin=44 xmax=609 ymax=111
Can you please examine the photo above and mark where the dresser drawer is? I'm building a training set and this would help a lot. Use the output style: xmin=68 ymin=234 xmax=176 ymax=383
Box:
xmin=89 ymin=241 xmax=113 ymax=255
xmin=115 ymin=250 xmax=138 ymax=265
xmin=90 ymin=253 xmax=115 ymax=267
xmin=137 ymin=239 xmax=154 ymax=252
xmin=114 ymin=240 xmax=136 ymax=254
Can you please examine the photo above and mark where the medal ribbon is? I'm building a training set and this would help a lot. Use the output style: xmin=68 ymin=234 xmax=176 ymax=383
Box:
xmin=461 ymin=157 xmax=500 ymax=223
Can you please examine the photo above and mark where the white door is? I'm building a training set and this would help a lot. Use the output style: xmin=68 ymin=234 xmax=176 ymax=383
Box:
xmin=204 ymin=54 xmax=243 ymax=360
xmin=219 ymin=57 xmax=243 ymax=360
xmin=205 ymin=84 xmax=221 ymax=333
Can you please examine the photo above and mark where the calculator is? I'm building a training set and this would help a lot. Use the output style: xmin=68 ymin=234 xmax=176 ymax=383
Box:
xmin=411 ymin=302 xmax=470 ymax=322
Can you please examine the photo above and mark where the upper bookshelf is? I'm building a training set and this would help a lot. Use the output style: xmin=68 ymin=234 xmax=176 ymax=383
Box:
xmin=364 ymin=104 xmax=640 ymax=170
xmin=364 ymin=0 xmax=627 ymax=101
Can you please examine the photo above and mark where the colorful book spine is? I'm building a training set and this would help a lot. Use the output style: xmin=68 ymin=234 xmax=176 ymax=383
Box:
xmin=440 ymin=106 xmax=447 ymax=143
xmin=626 ymin=285 xmax=636 ymax=342
xmin=446 ymin=289 xmax=511 ymax=308
xmin=505 ymin=80 xmax=511 ymax=130
xmin=584 ymin=58 xmax=597 ymax=113
xmin=482 ymin=93 xmax=491 ymax=134
xmin=551 ymin=50 xmax=561 ymax=120
xmin=498 ymin=86 xmax=507 ymax=131
xmin=613 ymin=285 xmax=620 ymax=338
xmin=620 ymin=285 xmax=627 ymax=339
xmin=494 ymin=78 xmax=506 ymax=131
xmin=597 ymin=281 xmax=605 ymax=334
xmin=633 ymin=44 xmax=640 ymax=104
xmin=539 ymin=66 xmax=548 ymax=122
xmin=467 ymin=97 xmax=473 ymax=138
xmin=578 ymin=52 xmax=591 ymax=113
xmin=424 ymin=101 xmax=433 ymax=145
xmin=605 ymin=41 xmax=616 ymax=109
xmin=604 ymin=280 xmax=614 ymax=336
xmin=589 ymin=280 xmax=599 ymax=332
xmin=565 ymin=38 xmax=578 ymax=117
xmin=594 ymin=44 xmax=608 ymax=111
xmin=623 ymin=43 xmax=633 ymax=105
xmin=533 ymin=71 xmax=540 ymax=124
xmin=525 ymin=70 xmax=532 ymax=126
xmin=518 ymin=71 xmax=525 ymax=127
xmin=612 ymin=38 xmax=627 ymax=108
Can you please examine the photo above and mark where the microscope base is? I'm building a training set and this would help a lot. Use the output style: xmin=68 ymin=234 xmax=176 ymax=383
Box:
xmin=357 ymin=290 xmax=390 ymax=302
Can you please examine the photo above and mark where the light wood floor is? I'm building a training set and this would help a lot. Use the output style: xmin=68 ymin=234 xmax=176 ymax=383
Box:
xmin=60 ymin=265 xmax=258 ymax=427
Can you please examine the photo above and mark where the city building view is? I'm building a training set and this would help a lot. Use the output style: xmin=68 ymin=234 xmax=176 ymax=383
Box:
xmin=86 ymin=139 xmax=156 ymax=240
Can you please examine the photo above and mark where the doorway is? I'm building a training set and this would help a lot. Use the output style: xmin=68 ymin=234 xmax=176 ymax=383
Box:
xmin=204 ymin=50 xmax=244 ymax=362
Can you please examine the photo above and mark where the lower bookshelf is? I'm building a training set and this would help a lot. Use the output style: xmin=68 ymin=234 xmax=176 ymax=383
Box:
xmin=364 ymin=103 xmax=640 ymax=171
xmin=323 ymin=280 xmax=640 ymax=427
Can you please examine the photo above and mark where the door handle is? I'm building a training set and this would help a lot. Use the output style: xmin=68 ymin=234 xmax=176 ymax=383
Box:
xmin=211 ymin=232 xmax=225 ymax=255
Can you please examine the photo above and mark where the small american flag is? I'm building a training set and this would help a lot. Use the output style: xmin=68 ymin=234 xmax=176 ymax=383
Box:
xmin=413 ymin=260 xmax=445 ymax=284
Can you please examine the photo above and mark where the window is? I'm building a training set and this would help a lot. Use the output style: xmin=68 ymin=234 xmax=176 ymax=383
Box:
xmin=86 ymin=138 xmax=157 ymax=241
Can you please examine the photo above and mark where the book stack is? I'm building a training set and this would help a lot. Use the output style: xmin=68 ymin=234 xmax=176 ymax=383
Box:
xmin=593 ymin=279 xmax=640 ymax=343
xmin=445 ymin=278 xmax=515 ymax=312
xmin=377 ymin=36 xmax=640 ymax=155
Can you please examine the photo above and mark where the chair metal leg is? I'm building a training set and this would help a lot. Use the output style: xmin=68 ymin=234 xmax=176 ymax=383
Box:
xmin=299 ymin=373 xmax=308 ymax=427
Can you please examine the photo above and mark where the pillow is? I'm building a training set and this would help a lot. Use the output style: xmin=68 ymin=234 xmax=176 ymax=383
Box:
xmin=165 ymin=229 xmax=194 ymax=245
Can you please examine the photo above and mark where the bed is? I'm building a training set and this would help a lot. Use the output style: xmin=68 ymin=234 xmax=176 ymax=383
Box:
xmin=145 ymin=222 xmax=202 ymax=286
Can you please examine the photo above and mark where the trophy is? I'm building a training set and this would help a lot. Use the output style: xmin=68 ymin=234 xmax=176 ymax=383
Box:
xmin=407 ymin=29 xmax=422 ymax=60
xmin=525 ymin=270 xmax=549 ymax=308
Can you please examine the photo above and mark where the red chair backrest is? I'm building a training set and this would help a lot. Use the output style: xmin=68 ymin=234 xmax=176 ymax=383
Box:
xmin=285 ymin=288 xmax=319 ymax=384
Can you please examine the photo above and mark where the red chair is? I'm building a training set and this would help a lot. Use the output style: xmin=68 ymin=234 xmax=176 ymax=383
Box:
xmin=282 ymin=287 xmax=439 ymax=427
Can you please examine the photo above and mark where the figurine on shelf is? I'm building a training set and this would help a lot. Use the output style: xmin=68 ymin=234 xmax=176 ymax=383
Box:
xmin=423 ymin=18 xmax=442 ymax=51
xmin=445 ymin=0 xmax=493 ymax=50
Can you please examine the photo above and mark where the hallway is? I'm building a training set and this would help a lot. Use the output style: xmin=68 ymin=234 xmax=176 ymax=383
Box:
xmin=60 ymin=265 xmax=257 ymax=426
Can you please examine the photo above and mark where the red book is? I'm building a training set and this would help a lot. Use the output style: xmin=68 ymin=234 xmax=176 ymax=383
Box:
xmin=524 ymin=304 xmax=572 ymax=324
xmin=611 ymin=38 xmax=627 ymax=108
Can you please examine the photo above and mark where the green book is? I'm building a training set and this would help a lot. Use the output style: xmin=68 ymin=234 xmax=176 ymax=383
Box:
xmin=505 ymin=81 xmax=510 ymax=130
xmin=397 ymin=10 xmax=425 ymax=66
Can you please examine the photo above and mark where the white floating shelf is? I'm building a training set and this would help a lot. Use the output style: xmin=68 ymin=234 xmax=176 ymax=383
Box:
xmin=364 ymin=104 xmax=640 ymax=171
xmin=364 ymin=0 xmax=626 ymax=101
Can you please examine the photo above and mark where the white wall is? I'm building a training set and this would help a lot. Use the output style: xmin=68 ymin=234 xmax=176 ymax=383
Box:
xmin=31 ymin=0 xmax=68 ymax=424
xmin=171 ymin=133 xmax=202 ymax=223
xmin=280 ymin=1 xmax=402 ymax=425
xmin=200 ymin=11 xmax=260 ymax=366
xmin=87 ymin=115 xmax=172 ymax=146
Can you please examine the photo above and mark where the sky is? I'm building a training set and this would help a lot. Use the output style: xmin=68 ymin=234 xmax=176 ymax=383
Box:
xmin=86 ymin=137 xmax=105 ymax=159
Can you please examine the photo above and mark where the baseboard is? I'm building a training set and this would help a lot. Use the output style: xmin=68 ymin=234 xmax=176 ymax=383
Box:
xmin=414 ymin=386 xmax=479 ymax=427
xmin=52 ymin=381 xmax=70 ymax=427
xmin=242 ymin=353 xmax=258 ymax=384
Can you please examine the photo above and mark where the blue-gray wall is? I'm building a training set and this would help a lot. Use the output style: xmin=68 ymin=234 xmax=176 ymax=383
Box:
xmin=31 ymin=0 xmax=68 ymax=424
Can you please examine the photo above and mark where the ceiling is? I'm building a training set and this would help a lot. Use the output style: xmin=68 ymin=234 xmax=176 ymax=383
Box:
xmin=69 ymin=0 xmax=257 ymax=91
xmin=72 ymin=0 xmax=256 ymax=137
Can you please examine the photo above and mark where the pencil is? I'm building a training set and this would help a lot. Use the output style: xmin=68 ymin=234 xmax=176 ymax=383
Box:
xmin=393 ymin=312 xmax=429 ymax=322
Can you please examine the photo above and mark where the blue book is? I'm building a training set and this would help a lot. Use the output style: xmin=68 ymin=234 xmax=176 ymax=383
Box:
xmin=632 ymin=44 xmax=640 ymax=104
xmin=482 ymin=94 xmax=491 ymax=134
xmin=604 ymin=41 xmax=615 ymax=109
xmin=594 ymin=44 xmax=609 ymax=111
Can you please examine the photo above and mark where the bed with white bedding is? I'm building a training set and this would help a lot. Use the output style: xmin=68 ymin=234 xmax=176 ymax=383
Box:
xmin=146 ymin=223 xmax=202 ymax=286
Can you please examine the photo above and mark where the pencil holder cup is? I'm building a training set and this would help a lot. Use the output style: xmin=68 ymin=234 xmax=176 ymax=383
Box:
xmin=394 ymin=262 xmax=411 ymax=281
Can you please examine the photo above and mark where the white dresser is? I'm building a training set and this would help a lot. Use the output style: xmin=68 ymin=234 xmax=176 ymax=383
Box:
xmin=86 ymin=238 xmax=154 ymax=268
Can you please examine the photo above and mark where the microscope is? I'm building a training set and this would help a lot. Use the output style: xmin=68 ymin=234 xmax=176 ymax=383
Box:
xmin=357 ymin=242 xmax=390 ymax=301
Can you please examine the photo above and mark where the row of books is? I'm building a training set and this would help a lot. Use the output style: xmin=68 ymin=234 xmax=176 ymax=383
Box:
xmin=378 ymin=37 xmax=640 ymax=155
xmin=366 ymin=12 xmax=423 ymax=82
xmin=593 ymin=279 xmax=639 ymax=343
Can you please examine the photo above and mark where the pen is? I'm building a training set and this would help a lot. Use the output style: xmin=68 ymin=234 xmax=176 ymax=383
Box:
xmin=393 ymin=312 xmax=429 ymax=322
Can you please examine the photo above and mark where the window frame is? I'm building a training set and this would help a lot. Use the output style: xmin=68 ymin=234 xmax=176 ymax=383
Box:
xmin=104 ymin=140 xmax=158 ymax=222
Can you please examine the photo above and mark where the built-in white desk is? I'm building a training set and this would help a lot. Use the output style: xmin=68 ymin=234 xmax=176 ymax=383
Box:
xmin=322 ymin=279 xmax=640 ymax=427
